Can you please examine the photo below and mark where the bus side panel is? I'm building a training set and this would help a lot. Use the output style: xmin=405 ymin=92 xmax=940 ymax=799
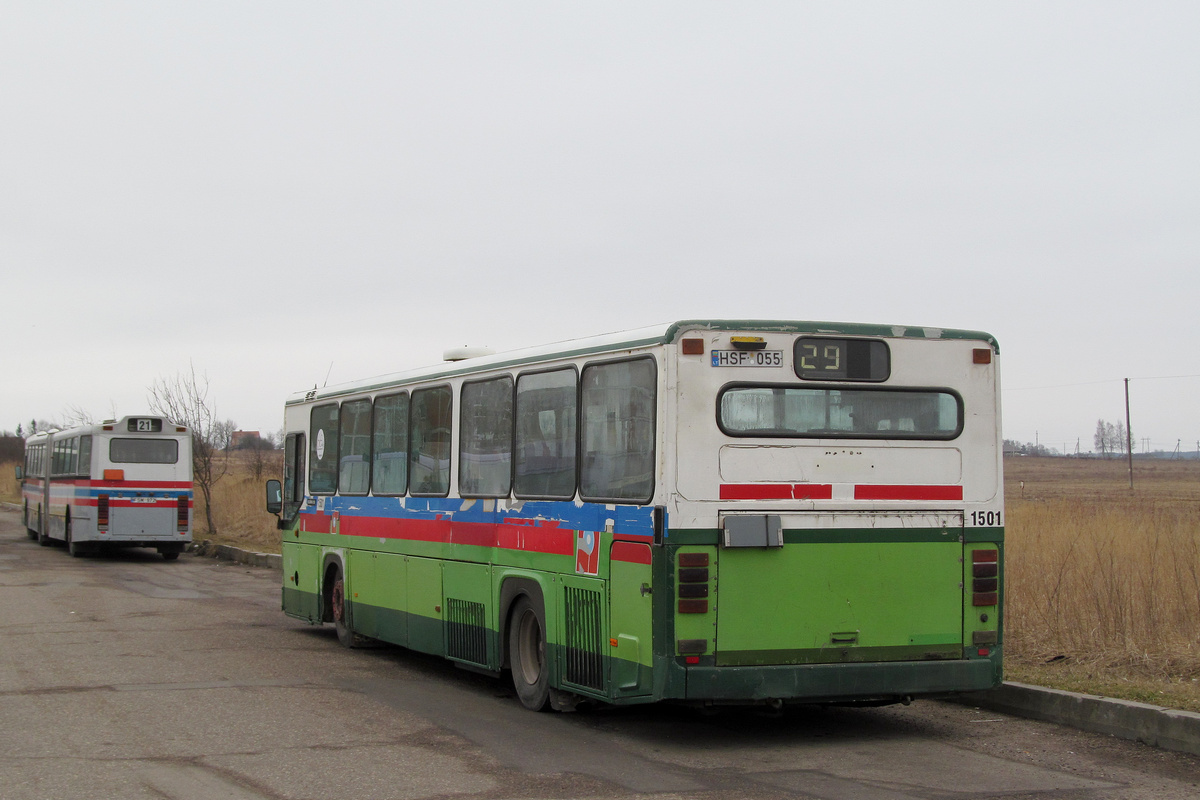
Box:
xmin=282 ymin=540 xmax=322 ymax=623
xmin=406 ymin=556 xmax=444 ymax=657
xmin=347 ymin=549 xmax=379 ymax=639
xmin=609 ymin=542 xmax=654 ymax=698
xmin=443 ymin=561 xmax=494 ymax=669
xmin=556 ymin=574 xmax=608 ymax=698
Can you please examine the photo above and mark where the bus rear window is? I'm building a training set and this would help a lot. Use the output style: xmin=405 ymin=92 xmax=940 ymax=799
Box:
xmin=109 ymin=438 xmax=180 ymax=464
xmin=719 ymin=386 xmax=961 ymax=440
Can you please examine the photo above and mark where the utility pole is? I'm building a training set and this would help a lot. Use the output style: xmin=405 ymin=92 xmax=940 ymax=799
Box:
xmin=1124 ymin=378 xmax=1134 ymax=489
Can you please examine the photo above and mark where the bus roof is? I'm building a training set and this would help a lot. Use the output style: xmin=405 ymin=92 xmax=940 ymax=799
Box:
xmin=286 ymin=319 xmax=999 ymax=407
xmin=24 ymin=414 xmax=187 ymax=442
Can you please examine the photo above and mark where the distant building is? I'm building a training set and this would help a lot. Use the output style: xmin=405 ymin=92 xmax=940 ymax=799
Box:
xmin=230 ymin=431 xmax=261 ymax=450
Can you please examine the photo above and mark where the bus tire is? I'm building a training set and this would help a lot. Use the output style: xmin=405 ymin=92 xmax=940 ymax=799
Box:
xmin=508 ymin=595 xmax=550 ymax=711
xmin=66 ymin=521 xmax=85 ymax=558
xmin=37 ymin=508 xmax=50 ymax=547
xmin=25 ymin=503 xmax=37 ymax=540
xmin=331 ymin=573 xmax=356 ymax=648
xmin=161 ymin=546 xmax=182 ymax=561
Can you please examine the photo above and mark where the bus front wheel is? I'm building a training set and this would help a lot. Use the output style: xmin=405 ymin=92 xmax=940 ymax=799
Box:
xmin=509 ymin=596 xmax=550 ymax=711
xmin=330 ymin=574 xmax=355 ymax=648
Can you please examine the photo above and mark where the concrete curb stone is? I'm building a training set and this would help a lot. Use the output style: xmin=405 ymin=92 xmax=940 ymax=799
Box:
xmin=951 ymin=681 xmax=1200 ymax=757
xmin=208 ymin=543 xmax=282 ymax=570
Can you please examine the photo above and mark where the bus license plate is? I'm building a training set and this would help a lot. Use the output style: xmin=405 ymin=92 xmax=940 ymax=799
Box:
xmin=711 ymin=350 xmax=784 ymax=367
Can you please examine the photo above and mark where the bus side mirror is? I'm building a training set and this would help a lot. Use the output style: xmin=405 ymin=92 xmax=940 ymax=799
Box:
xmin=14 ymin=466 xmax=23 ymax=480
xmin=265 ymin=480 xmax=282 ymax=516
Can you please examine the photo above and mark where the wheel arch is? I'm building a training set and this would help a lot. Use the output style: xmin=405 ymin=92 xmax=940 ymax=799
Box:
xmin=497 ymin=575 xmax=548 ymax=672
xmin=320 ymin=550 xmax=347 ymax=624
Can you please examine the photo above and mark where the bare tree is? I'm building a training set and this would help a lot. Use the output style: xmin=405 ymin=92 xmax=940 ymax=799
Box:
xmin=147 ymin=365 xmax=231 ymax=536
xmin=61 ymin=404 xmax=94 ymax=428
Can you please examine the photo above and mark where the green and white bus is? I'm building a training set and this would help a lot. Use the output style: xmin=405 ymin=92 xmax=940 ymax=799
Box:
xmin=267 ymin=320 xmax=1003 ymax=710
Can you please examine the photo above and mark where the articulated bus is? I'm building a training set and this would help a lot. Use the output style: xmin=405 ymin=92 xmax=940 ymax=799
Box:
xmin=20 ymin=415 xmax=194 ymax=560
xmin=267 ymin=320 xmax=1003 ymax=710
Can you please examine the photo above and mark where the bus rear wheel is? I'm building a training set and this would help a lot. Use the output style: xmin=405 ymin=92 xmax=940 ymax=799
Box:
xmin=66 ymin=521 xmax=86 ymax=558
xmin=509 ymin=596 xmax=550 ymax=711
xmin=37 ymin=509 xmax=50 ymax=547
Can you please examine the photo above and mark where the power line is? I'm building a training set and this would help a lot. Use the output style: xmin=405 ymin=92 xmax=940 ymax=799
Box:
xmin=1008 ymin=373 xmax=1200 ymax=392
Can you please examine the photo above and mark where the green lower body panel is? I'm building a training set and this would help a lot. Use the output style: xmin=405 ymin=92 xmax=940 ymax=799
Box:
xmin=681 ymin=654 xmax=1001 ymax=702
xmin=282 ymin=586 xmax=320 ymax=623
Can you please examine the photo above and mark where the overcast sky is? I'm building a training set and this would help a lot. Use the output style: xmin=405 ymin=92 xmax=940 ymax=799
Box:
xmin=3 ymin=2 xmax=1197 ymax=454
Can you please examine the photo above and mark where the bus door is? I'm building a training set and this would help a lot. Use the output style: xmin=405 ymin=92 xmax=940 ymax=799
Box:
xmin=713 ymin=511 xmax=964 ymax=667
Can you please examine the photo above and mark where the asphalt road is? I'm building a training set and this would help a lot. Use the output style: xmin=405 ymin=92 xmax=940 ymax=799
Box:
xmin=1 ymin=509 xmax=1197 ymax=800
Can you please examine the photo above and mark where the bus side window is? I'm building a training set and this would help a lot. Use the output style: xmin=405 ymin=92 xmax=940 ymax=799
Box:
xmin=338 ymin=399 xmax=372 ymax=495
xmin=410 ymin=386 xmax=452 ymax=496
xmin=514 ymin=368 xmax=577 ymax=499
xmin=77 ymin=436 xmax=92 ymax=476
xmin=372 ymin=393 xmax=409 ymax=495
xmin=309 ymin=404 xmax=339 ymax=494
xmin=459 ymin=376 xmax=513 ymax=497
xmin=580 ymin=358 xmax=656 ymax=503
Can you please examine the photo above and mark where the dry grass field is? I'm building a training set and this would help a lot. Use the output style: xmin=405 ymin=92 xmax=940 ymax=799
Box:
xmin=4 ymin=453 xmax=1198 ymax=711
xmin=1003 ymin=456 xmax=1200 ymax=712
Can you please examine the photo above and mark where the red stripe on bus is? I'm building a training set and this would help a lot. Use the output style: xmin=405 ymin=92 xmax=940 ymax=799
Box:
xmin=88 ymin=480 xmax=192 ymax=489
xmin=719 ymin=484 xmax=834 ymax=500
xmin=720 ymin=484 xmax=793 ymax=500
xmin=304 ymin=515 xmax=575 ymax=556
xmin=611 ymin=541 xmax=653 ymax=565
xmin=854 ymin=485 xmax=963 ymax=501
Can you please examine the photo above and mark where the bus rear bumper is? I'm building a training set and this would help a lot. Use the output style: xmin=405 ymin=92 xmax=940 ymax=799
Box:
xmin=679 ymin=657 xmax=1001 ymax=704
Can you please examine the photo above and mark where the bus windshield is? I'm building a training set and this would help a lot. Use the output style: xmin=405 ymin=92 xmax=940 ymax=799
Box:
xmin=719 ymin=385 xmax=961 ymax=439
xmin=109 ymin=438 xmax=180 ymax=464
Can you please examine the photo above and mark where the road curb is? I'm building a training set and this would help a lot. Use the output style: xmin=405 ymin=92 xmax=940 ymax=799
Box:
xmin=203 ymin=543 xmax=282 ymax=571
xmin=951 ymin=681 xmax=1200 ymax=757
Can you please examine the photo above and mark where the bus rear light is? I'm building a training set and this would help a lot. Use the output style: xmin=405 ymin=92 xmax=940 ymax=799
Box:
xmin=678 ymin=599 xmax=708 ymax=614
xmin=685 ymin=656 xmax=700 ymax=665
xmin=973 ymin=562 xmax=998 ymax=578
xmin=678 ymin=583 xmax=709 ymax=598
xmin=971 ymin=549 xmax=999 ymax=605
xmin=103 ymin=469 xmax=124 ymax=481
xmin=681 ymin=338 xmax=705 ymax=355
xmin=678 ymin=567 xmax=709 ymax=583
xmin=97 ymin=495 xmax=110 ymax=530
xmin=177 ymin=496 xmax=189 ymax=531
xmin=973 ymin=348 xmax=992 ymax=364
xmin=678 ymin=552 xmax=709 ymax=568
xmin=731 ymin=336 xmax=766 ymax=351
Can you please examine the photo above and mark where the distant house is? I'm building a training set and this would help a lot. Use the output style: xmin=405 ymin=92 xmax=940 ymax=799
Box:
xmin=230 ymin=431 xmax=262 ymax=450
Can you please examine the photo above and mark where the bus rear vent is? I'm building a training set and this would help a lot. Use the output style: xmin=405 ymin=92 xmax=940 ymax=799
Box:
xmin=564 ymin=586 xmax=604 ymax=690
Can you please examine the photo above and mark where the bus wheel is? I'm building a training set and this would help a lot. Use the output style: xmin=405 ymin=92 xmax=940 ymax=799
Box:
xmin=160 ymin=546 xmax=182 ymax=561
xmin=25 ymin=504 xmax=36 ymax=539
xmin=509 ymin=596 xmax=550 ymax=711
xmin=37 ymin=509 xmax=50 ymax=547
xmin=331 ymin=574 xmax=355 ymax=648
xmin=67 ymin=522 xmax=85 ymax=558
